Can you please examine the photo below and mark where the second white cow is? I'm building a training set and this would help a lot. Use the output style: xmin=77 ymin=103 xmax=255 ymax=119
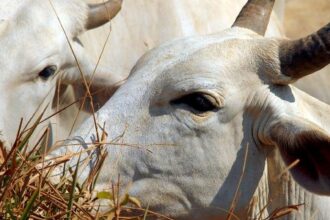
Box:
xmin=0 ymin=0 xmax=122 ymax=147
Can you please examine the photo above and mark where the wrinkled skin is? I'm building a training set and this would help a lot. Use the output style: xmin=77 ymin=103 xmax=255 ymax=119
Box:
xmin=51 ymin=27 xmax=330 ymax=219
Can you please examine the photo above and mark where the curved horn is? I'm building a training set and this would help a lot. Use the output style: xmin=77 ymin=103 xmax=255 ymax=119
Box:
xmin=86 ymin=0 xmax=122 ymax=30
xmin=279 ymin=23 xmax=330 ymax=80
xmin=232 ymin=0 xmax=275 ymax=36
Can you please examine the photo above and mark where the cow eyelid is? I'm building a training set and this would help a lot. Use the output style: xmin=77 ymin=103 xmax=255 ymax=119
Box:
xmin=38 ymin=65 xmax=57 ymax=80
xmin=170 ymin=92 xmax=220 ymax=113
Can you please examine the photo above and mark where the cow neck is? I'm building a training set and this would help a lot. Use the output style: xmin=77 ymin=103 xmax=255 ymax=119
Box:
xmin=261 ymin=86 xmax=330 ymax=219
xmin=264 ymin=147 xmax=330 ymax=219
xmin=247 ymin=161 xmax=270 ymax=219
xmin=291 ymin=86 xmax=330 ymax=132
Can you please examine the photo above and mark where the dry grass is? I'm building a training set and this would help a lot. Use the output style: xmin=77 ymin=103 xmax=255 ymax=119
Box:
xmin=0 ymin=111 xmax=171 ymax=220
xmin=0 ymin=113 xmax=303 ymax=220
xmin=0 ymin=1 xmax=167 ymax=219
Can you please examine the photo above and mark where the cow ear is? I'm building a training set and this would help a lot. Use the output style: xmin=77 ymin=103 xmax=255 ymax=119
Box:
xmin=267 ymin=115 xmax=330 ymax=195
xmin=59 ymin=66 xmax=123 ymax=113
xmin=70 ymin=75 xmax=123 ymax=112
xmin=59 ymin=42 xmax=124 ymax=112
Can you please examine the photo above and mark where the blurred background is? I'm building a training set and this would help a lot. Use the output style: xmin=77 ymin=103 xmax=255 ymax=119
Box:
xmin=284 ymin=0 xmax=330 ymax=38
xmin=284 ymin=0 xmax=330 ymax=103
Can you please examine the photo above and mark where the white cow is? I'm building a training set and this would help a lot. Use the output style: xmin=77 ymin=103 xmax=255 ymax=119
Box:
xmin=3 ymin=0 xmax=330 ymax=150
xmin=0 ymin=0 xmax=285 ymax=149
xmin=66 ymin=0 xmax=283 ymax=151
xmin=50 ymin=0 xmax=330 ymax=219
xmin=0 ymin=0 xmax=122 ymax=147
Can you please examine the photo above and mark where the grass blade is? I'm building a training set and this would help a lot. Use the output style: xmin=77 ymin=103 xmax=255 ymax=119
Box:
xmin=18 ymin=106 xmax=47 ymax=152
xmin=20 ymin=189 xmax=39 ymax=220
xmin=143 ymin=203 xmax=150 ymax=220
xmin=67 ymin=153 xmax=81 ymax=220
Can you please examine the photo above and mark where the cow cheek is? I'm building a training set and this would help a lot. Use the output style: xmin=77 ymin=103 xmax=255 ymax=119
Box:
xmin=3 ymin=81 xmax=55 ymax=145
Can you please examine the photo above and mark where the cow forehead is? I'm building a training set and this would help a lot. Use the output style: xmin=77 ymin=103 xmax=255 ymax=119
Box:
xmin=0 ymin=0 xmax=24 ymax=20
xmin=133 ymin=27 xmax=259 ymax=72
xmin=0 ymin=0 xmax=88 ymax=77
xmin=128 ymin=28 xmax=263 ymax=90
xmin=8 ymin=0 xmax=87 ymax=37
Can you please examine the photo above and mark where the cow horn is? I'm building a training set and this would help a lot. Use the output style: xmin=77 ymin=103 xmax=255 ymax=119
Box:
xmin=279 ymin=23 xmax=330 ymax=80
xmin=86 ymin=0 xmax=122 ymax=30
xmin=232 ymin=0 xmax=275 ymax=36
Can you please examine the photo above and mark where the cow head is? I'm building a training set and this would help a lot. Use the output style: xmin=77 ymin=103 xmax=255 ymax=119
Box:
xmin=0 ymin=0 xmax=122 ymax=146
xmin=50 ymin=0 xmax=330 ymax=218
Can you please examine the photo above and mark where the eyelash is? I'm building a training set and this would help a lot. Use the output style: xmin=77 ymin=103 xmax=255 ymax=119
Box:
xmin=170 ymin=92 xmax=219 ymax=113
xmin=38 ymin=65 xmax=57 ymax=80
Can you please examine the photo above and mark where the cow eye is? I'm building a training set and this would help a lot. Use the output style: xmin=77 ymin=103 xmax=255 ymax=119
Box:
xmin=38 ymin=66 xmax=57 ymax=80
xmin=171 ymin=92 xmax=219 ymax=113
